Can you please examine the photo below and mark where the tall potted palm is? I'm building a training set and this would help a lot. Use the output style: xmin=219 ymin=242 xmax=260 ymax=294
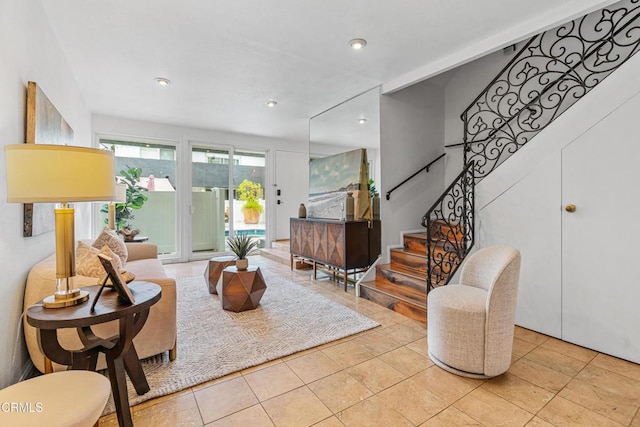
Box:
xmin=226 ymin=234 xmax=259 ymax=270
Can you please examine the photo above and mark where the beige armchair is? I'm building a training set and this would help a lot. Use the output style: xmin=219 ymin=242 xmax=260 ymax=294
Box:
xmin=24 ymin=242 xmax=177 ymax=373
xmin=427 ymin=246 xmax=521 ymax=378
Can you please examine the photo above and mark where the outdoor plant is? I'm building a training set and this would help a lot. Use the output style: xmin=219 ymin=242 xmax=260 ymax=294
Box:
xmin=236 ymin=179 xmax=263 ymax=224
xmin=226 ymin=233 xmax=259 ymax=259
xmin=101 ymin=166 xmax=148 ymax=230
xmin=236 ymin=179 xmax=264 ymax=213
xmin=368 ymin=178 xmax=377 ymax=199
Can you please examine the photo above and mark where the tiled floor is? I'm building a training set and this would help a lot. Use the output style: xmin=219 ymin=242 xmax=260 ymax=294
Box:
xmin=99 ymin=255 xmax=640 ymax=426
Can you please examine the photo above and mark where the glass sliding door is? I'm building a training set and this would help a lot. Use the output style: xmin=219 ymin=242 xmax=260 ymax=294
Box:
xmin=98 ymin=138 xmax=178 ymax=256
xmin=191 ymin=146 xmax=231 ymax=254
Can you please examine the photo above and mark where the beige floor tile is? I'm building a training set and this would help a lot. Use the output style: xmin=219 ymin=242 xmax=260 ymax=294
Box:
xmin=378 ymin=345 xmax=433 ymax=376
xmin=262 ymin=386 xmax=332 ymax=427
xmin=312 ymin=416 xmax=345 ymax=426
xmin=336 ymin=396 xmax=413 ymax=427
xmin=482 ymin=373 xmax=554 ymax=413
xmin=352 ymin=330 xmax=403 ymax=356
xmin=240 ymin=358 xmax=284 ymax=375
xmin=321 ymin=341 xmax=375 ymax=369
xmin=376 ymin=376 xmax=448 ymax=425
xmin=406 ymin=336 xmax=428 ymax=357
xmin=99 ymin=392 xmax=203 ymax=427
xmin=537 ymin=396 xmax=626 ymax=426
xmin=243 ymin=362 xmax=305 ymax=401
xmin=285 ymin=350 xmax=342 ymax=383
xmin=420 ymin=406 xmax=482 ymax=426
xmin=365 ymin=310 xmax=406 ymax=328
xmin=454 ymin=387 xmax=534 ymax=427
xmin=558 ymin=378 xmax=639 ymax=425
xmin=632 ymin=411 xmax=640 ymax=427
xmin=308 ymin=371 xmax=373 ymax=413
xmin=194 ymin=377 xmax=258 ymax=424
xmin=575 ymin=364 xmax=640 ymax=405
xmin=508 ymin=357 xmax=572 ymax=393
xmin=412 ymin=366 xmax=484 ymax=405
xmin=525 ymin=417 xmax=556 ymax=427
xmin=378 ymin=321 xmax=426 ymax=345
xmin=205 ymin=404 xmax=274 ymax=427
xmin=524 ymin=346 xmax=588 ymax=377
xmin=346 ymin=358 xmax=406 ymax=393
xmin=192 ymin=372 xmax=242 ymax=392
xmin=514 ymin=327 xmax=550 ymax=346
xmin=540 ymin=337 xmax=598 ymax=363
xmin=512 ymin=337 xmax=538 ymax=359
xmin=590 ymin=353 xmax=640 ymax=382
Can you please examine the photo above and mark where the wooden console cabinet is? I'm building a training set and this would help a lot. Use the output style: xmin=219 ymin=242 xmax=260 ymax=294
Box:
xmin=290 ymin=218 xmax=381 ymax=290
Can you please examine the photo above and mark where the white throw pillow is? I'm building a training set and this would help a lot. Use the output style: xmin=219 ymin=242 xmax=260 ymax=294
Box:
xmin=92 ymin=228 xmax=128 ymax=264
xmin=77 ymin=241 xmax=123 ymax=278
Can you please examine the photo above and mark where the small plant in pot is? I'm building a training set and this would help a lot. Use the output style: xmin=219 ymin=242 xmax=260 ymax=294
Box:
xmin=226 ymin=233 xmax=259 ymax=270
xmin=236 ymin=179 xmax=264 ymax=224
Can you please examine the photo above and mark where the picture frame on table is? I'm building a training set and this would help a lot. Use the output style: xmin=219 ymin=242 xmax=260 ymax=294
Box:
xmin=90 ymin=254 xmax=136 ymax=312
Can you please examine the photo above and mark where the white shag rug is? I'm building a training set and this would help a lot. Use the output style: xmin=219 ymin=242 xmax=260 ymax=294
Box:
xmin=103 ymin=274 xmax=379 ymax=413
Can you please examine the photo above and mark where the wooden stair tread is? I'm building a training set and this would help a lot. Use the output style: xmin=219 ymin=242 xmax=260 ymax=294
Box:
xmin=360 ymin=279 xmax=426 ymax=305
xmin=391 ymin=247 xmax=427 ymax=259
xmin=404 ymin=232 xmax=427 ymax=240
xmin=377 ymin=263 xmax=426 ymax=280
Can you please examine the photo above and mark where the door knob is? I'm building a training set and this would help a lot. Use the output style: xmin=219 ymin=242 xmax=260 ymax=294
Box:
xmin=565 ymin=204 xmax=576 ymax=213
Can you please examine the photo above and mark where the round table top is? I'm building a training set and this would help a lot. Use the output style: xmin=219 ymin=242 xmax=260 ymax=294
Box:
xmin=26 ymin=281 xmax=161 ymax=329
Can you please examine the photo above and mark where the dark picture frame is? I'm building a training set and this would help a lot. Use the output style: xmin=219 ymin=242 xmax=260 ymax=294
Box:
xmin=97 ymin=253 xmax=135 ymax=304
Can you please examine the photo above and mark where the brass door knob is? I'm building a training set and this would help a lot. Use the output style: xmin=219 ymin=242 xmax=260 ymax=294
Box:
xmin=565 ymin=204 xmax=576 ymax=213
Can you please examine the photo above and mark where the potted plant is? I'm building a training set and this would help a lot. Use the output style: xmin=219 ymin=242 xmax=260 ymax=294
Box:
xmin=236 ymin=179 xmax=263 ymax=224
xmin=101 ymin=166 xmax=148 ymax=237
xmin=226 ymin=233 xmax=259 ymax=270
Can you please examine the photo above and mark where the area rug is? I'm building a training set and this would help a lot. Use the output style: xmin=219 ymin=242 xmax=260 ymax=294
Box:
xmin=103 ymin=274 xmax=379 ymax=414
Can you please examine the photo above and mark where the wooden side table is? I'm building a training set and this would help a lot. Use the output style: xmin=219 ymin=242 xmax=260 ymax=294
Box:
xmin=204 ymin=255 xmax=236 ymax=294
xmin=217 ymin=266 xmax=267 ymax=312
xmin=26 ymin=281 xmax=161 ymax=427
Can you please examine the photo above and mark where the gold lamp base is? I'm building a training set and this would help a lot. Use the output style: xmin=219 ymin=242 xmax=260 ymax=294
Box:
xmin=42 ymin=289 xmax=89 ymax=309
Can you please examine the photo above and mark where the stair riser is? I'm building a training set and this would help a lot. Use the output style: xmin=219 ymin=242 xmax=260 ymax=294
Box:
xmin=359 ymin=286 xmax=426 ymax=324
xmin=390 ymin=250 xmax=427 ymax=275
xmin=376 ymin=266 xmax=427 ymax=293
xmin=404 ymin=235 xmax=427 ymax=254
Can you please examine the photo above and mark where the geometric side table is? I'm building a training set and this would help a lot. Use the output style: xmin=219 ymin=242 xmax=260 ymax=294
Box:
xmin=204 ymin=256 xmax=237 ymax=294
xmin=217 ymin=265 xmax=267 ymax=312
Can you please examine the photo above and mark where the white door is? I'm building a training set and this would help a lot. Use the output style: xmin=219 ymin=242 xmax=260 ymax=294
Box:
xmin=274 ymin=150 xmax=309 ymax=240
xmin=561 ymin=95 xmax=640 ymax=363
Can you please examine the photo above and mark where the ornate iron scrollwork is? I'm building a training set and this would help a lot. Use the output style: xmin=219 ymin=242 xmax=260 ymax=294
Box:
xmin=422 ymin=163 xmax=474 ymax=292
xmin=462 ymin=0 xmax=640 ymax=182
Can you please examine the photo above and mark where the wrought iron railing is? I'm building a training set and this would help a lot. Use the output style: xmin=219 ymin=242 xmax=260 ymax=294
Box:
xmin=421 ymin=162 xmax=474 ymax=292
xmin=462 ymin=0 xmax=640 ymax=182
xmin=385 ymin=153 xmax=445 ymax=200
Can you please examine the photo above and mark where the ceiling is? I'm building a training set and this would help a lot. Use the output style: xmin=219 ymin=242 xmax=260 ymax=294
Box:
xmin=40 ymin=0 xmax=615 ymax=144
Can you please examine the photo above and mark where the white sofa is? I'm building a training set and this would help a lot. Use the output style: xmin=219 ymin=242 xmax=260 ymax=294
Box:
xmin=24 ymin=242 xmax=177 ymax=373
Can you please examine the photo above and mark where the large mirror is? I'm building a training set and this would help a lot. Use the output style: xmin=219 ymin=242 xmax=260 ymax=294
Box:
xmin=309 ymin=86 xmax=381 ymax=203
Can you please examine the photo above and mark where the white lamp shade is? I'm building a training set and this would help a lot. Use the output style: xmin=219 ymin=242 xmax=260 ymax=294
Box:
xmin=5 ymin=144 xmax=115 ymax=203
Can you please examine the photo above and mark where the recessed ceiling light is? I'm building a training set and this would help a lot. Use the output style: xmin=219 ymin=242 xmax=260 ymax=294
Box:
xmin=349 ymin=38 xmax=367 ymax=50
xmin=266 ymin=100 xmax=278 ymax=107
xmin=358 ymin=118 xmax=367 ymax=124
xmin=155 ymin=77 xmax=171 ymax=86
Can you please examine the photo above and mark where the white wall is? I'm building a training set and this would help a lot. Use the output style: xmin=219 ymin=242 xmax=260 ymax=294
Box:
xmin=0 ymin=0 xmax=93 ymax=387
xmin=379 ymin=79 xmax=445 ymax=258
xmin=92 ymin=115 xmax=308 ymax=260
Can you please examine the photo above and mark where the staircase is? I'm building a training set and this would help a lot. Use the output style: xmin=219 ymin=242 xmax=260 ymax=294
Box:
xmin=360 ymin=0 xmax=640 ymax=322
xmin=360 ymin=221 xmax=465 ymax=323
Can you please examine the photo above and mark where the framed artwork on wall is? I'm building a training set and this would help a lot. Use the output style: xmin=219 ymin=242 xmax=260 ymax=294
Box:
xmin=24 ymin=81 xmax=74 ymax=237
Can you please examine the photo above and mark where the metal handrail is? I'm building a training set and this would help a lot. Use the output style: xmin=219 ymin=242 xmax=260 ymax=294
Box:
xmin=385 ymin=153 xmax=445 ymax=200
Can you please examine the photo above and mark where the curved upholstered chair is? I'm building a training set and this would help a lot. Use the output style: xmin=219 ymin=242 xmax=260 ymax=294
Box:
xmin=427 ymin=246 xmax=521 ymax=378
xmin=0 ymin=371 xmax=110 ymax=426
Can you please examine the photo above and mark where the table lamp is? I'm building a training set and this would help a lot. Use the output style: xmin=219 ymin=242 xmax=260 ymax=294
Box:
xmin=5 ymin=144 xmax=115 ymax=308
xmin=107 ymin=183 xmax=127 ymax=230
